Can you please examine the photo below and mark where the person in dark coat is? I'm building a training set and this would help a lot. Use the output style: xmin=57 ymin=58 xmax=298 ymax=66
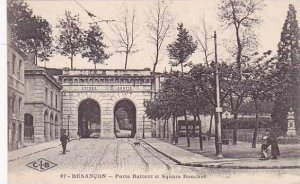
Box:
xmin=60 ymin=132 xmax=70 ymax=154
xmin=261 ymin=135 xmax=280 ymax=159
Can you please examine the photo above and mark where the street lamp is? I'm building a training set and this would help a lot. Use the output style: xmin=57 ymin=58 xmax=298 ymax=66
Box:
xmin=142 ymin=115 xmax=145 ymax=139
xmin=214 ymin=31 xmax=223 ymax=159
xmin=67 ymin=114 xmax=70 ymax=136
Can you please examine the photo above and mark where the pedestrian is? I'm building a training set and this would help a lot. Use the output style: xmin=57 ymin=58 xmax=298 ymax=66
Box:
xmin=60 ymin=132 xmax=70 ymax=154
xmin=260 ymin=135 xmax=280 ymax=159
xmin=77 ymin=130 xmax=81 ymax=140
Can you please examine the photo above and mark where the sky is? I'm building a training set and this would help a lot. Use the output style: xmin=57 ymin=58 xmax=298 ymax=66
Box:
xmin=24 ymin=0 xmax=300 ymax=72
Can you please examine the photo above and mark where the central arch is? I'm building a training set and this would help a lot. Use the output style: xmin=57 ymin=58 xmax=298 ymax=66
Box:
xmin=114 ymin=99 xmax=136 ymax=138
xmin=78 ymin=98 xmax=101 ymax=138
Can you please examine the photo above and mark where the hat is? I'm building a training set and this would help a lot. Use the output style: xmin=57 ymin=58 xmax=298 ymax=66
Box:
xmin=262 ymin=136 xmax=268 ymax=140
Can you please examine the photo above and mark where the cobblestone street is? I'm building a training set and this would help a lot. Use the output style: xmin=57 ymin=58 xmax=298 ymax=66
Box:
xmin=8 ymin=138 xmax=300 ymax=184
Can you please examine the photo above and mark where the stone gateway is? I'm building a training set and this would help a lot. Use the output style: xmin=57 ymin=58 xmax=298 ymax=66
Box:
xmin=60 ymin=68 xmax=159 ymax=139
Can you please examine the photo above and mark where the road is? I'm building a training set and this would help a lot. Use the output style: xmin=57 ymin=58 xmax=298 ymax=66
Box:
xmin=8 ymin=138 xmax=300 ymax=184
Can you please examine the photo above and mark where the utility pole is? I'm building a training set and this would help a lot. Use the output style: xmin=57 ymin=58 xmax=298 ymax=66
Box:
xmin=214 ymin=31 xmax=223 ymax=159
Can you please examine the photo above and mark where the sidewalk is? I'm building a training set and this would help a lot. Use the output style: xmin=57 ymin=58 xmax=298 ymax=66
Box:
xmin=8 ymin=140 xmax=61 ymax=162
xmin=143 ymin=138 xmax=300 ymax=169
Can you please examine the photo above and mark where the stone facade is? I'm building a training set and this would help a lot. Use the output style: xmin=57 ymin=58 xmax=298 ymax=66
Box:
xmin=24 ymin=55 xmax=62 ymax=143
xmin=60 ymin=68 xmax=155 ymax=138
xmin=7 ymin=43 xmax=26 ymax=151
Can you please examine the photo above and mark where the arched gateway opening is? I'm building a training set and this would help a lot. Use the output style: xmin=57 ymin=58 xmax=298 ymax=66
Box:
xmin=78 ymin=98 xmax=101 ymax=138
xmin=114 ymin=99 xmax=136 ymax=138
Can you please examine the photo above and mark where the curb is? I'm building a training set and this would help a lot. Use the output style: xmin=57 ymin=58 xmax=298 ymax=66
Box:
xmin=142 ymin=139 xmax=300 ymax=169
xmin=8 ymin=143 xmax=61 ymax=162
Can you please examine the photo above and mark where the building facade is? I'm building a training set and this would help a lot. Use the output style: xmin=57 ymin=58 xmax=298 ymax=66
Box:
xmin=60 ymin=68 xmax=157 ymax=139
xmin=24 ymin=55 xmax=62 ymax=143
xmin=7 ymin=43 xmax=26 ymax=151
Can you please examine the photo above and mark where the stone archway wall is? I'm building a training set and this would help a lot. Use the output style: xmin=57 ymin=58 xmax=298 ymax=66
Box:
xmin=114 ymin=99 xmax=136 ymax=138
xmin=62 ymin=91 xmax=151 ymax=138
xmin=78 ymin=98 xmax=101 ymax=138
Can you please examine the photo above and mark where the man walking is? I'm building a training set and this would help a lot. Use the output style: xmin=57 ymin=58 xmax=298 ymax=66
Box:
xmin=60 ymin=132 xmax=70 ymax=154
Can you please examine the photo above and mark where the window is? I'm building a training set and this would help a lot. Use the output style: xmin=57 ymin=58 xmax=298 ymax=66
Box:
xmin=12 ymin=54 xmax=16 ymax=74
xmin=18 ymin=60 xmax=22 ymax=79
xmin=55 ymin=94 xmax=58 ymax=109
xmin=50 ymin=91 xmax=53 ymax=106
xmin=45 ymin=88 xmax=48 ymax=104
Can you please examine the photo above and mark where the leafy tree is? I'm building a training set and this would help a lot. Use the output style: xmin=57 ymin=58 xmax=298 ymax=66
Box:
xmin=218 ymin=0 xmax=265 ymax=144
xmin=185 ymin=74 xmax=211 ymax=150
xmin=272 ymin=4 xmax=300 ymax=135
xmin=146 ymin=0 xmax=173 ymax=73
xmin=8 ymin=0 xmax=53 ymax=63
xmin=158 ymin=72 xmax=187 ymax=144
xmin=82 ymin=25 xmax=111 ymax=69
xmin=56 ymin=11 xmax=84 ymax=69
xmin=241 ymin=51 xmax=276 ymax=147
xmin=167 ymin=23 xmax=197 ymax=73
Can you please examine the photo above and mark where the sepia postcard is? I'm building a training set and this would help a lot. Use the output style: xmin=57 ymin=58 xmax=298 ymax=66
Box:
xmin=2 ymin=0 xmax=300 ymax=183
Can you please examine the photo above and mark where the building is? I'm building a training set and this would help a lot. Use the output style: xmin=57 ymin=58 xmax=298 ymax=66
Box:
xmin=60 ymin=68 xmax=158 ymax=138
xmin=24 ymin=55 xmax=62 ymax=143
xmin=7 ymin=32 xmax=26 ymax=151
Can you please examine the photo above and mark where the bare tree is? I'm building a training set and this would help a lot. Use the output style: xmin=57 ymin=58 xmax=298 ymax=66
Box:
xmin=218 ymin=0 xmax=265 ymax=145
xmin=114 ymin=7 xmax=138 ymax=70
xmin=146 ymin=0 xmax=173 ymax=73
xmin=219 ymin=0 xmax=264 ymax=74
xmin=195 ymin=15 xmax=213 ymax=67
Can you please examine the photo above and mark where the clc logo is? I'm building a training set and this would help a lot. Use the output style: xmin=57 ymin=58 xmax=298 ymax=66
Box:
xmin=26 ymin=158 xmax=57 ymax=172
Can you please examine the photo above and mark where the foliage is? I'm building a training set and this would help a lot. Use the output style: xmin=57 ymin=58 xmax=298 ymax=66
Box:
xmin=8 ymin=0 xmax=53 ymax=62
xmin=56 ymin=11 xmax=84 ymax=69
xmin=167 ymin=23 xmax=197 ymax=72
xmin=271 ymin=4 xmax=300 ymax=134
xmin=82 ymin=25 xmax=111 ymax=69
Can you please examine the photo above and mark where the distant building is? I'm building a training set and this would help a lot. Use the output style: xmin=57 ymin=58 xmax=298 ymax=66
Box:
xmin=24 ymin=54 xmax=62 ymax=143
xmin=7 ymin=28 xmax=26 ymax=151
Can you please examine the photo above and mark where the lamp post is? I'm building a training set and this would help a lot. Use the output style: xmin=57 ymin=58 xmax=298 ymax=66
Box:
xmin=214 ymin=31 xmax=223 ymax=159
xmin=142 ymin=115 xmax=145 ymax=139
xmin=67 ymin=114 xmax=70 ymax=136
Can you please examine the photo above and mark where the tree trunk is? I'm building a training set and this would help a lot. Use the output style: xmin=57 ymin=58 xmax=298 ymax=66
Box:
xmin=208 ymin=111 xmax=213 ymax=141
xmin=125 ymin=51 xmax=129 ymax=70
xmin=71 ymin=54 xmax=74 ymax=69
xmin=252 ymin=98 xmax=259 ymax=148
xmin=158 ymin=120 xmax=161 ymax=138
xmin=94 ymin=63 xmax=97 ymax=70
xmin=197 ymin=113 xmax=203 ymax=151
xmin=153 ymin=49 xmax=159 ymax=73
xmin=185 ymin=111 xmax=190 ymax=147
xmin=233 ymin=112 xmax=238 ymax=145
xmin=163 ymin=119 xmax=166 ymax=138
xmin=34 ymin=51 xmax=38 ymax=65
xmin=166 ymin=118 xmax=169 ymax=139
xmin=175 ymin=116 xmax=179 ymax=144
xmin=181 ymin=63 xmax=184 ymax=73
xmin=193 ymin=115 xmax=197 ymax=137
xmin=172 ymin=114 xmax=176 ymax=143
